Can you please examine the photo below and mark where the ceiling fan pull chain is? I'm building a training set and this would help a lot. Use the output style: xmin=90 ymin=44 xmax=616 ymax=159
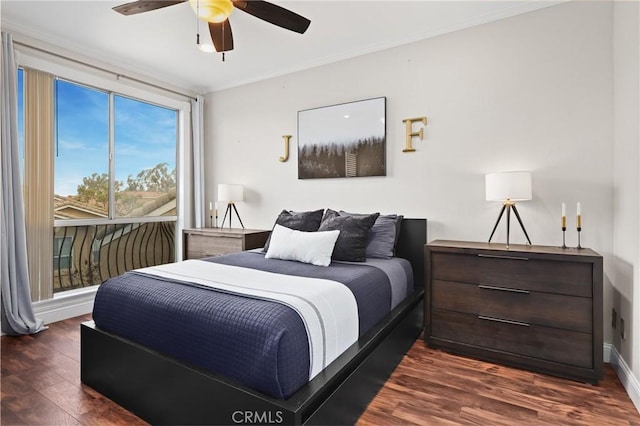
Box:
xmin=222 ymin=20 xmax=226 ymax=61
xmin=195 ymin=0 xmax=200 ymax=47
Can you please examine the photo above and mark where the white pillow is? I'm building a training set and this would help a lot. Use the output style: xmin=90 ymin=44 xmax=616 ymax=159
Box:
xmin=265 ymin=224 xmax=340 ymax=267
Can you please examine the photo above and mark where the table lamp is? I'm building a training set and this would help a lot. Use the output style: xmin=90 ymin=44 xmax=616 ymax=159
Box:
xmin=218 ymin=184 xmax=244 ymax=229
xmin=485 ymin=171 xmax=532 ymax=248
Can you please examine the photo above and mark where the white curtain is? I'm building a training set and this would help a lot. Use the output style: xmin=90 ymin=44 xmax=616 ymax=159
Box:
xmin=0 ymin=32 xmax=46 ymax=335
xmin=191 ymin=96 xmax=205 ymax=228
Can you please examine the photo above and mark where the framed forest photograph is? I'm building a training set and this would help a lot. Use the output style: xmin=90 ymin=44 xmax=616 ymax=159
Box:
xmin=298 ymin=97 xmax=386 ymax=179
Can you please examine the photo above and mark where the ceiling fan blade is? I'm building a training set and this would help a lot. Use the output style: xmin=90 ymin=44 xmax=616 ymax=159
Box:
xmin=113 ymin=0 xmax=186 ymax=16
xmin=209 ymin=20 xmax=234 ymax=52
xmin=232 ymin=1 xmax=310 ymax=34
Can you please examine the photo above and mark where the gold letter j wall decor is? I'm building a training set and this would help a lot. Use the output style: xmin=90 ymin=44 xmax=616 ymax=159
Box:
xmin=402 ymin=116 xmax=427 ymax=152
xmin=279 ymin=135 xmax=291 ymax=162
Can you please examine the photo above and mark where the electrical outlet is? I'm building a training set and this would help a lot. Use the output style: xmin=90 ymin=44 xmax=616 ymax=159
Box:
xmin=620 ymin=318 xmax=626 ymax=340
xmin=612 ymin=308 xmax=617 ymax=328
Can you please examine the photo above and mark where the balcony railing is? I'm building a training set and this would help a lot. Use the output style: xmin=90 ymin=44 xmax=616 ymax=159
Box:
xmin=53 ymin=220 xmax=176 ymax=293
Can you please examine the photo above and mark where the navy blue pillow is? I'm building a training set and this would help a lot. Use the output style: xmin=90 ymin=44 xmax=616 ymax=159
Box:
xmin=319 ymin=209 xmax=379 ymax=262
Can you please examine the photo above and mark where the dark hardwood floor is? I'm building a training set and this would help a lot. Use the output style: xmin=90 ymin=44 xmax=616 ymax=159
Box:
xmin=359 ymin=343 xmax=640 ymax=426
xmin=2 ymin=314 xmax=639 ymax=425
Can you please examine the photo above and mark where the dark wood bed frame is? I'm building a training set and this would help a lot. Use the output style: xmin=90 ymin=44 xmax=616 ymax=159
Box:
xmin=81 ymin=218 xmax=427 ymax=425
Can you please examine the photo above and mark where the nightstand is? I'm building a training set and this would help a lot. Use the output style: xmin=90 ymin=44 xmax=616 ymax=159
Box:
xmin=182 ymin=228 xmax=271 ymax=260
xmin=424 ymin=240 xmax=603 ymax=384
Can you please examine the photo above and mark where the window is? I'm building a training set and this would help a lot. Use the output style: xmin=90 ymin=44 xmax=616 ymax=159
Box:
xmin=54 ymin=79 xmax=109 ymax=219
xmin=53 ymin=236 xmax=73 ymax=270
xmin=114 ymin=95 xmax=177 ymax=218
xmin=16 ymin=51 xmax=188 ymax=299
xmin=54 ymin=80 xmax=177 ymax=221
xmin=91 ymin=239 xmax=102 ymax=263
xmin=17 ymin=68 xmax=24 ymax=181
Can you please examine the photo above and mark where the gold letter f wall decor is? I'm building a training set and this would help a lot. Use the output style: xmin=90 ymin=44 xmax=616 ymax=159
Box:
xmin=402 ymin=116 xmax=427 ymax=152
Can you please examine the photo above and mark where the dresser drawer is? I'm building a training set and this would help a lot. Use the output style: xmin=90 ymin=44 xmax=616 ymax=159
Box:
xmin=431 ymin=252 xmax=592 ymax=297
xmin=432 ymin=280 xmax=592 ymax=333
xmin=431 ymin=309 xmax=593 ymax=369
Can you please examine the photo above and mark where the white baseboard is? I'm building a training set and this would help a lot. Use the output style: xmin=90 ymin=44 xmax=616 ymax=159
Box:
xmin=606 ymin=343 xmax=640 ymax=415
xmin=603 ymin=342 xmax=612 ymax=363
xmin=32 ymin=286 xmax=97 ymax=325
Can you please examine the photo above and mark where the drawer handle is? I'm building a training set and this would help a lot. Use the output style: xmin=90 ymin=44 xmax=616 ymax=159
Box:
xmin=478 ymin=315 xmax=530 ymax=327
xmin=478 ymin=254 xmax=529 ymax=261
xmin=478 ymin=284 xmax=530 ymax=294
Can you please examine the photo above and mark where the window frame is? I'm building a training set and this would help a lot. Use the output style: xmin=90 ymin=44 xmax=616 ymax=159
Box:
xmin=17 ymin=49 xmax=190 ymax=229
xmin=51 ymin=76 xmax=180 ymax=221
xmin=15 ymin=44 xmax=194 ymax=301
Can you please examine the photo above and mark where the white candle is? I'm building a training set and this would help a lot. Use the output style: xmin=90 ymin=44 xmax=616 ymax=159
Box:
xmin=209 ymin=202 xmax=213 ymax=213
xmin=577 ymin=202 xmax=582 ymax=228
xmin=562 ymin=203 xmax=566 ymax=217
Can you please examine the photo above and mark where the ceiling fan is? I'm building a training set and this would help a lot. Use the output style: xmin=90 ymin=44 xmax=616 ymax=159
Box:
xmin=112 ymin=0 xmax=311 ymax=54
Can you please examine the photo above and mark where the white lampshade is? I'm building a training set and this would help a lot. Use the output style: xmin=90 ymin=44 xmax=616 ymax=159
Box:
xmin=485 ymin=172 xmax=532 ymax=202
xmin=217 ymin=184 xmax=244 ymax=203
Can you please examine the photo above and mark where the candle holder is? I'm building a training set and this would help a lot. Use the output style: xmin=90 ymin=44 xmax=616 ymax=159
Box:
xmin=577 ymin=227 xmax=583 ymax=249
xmin=210 ymin=214 xmax=214 ymax=228
xmin=560 ymin=214 xmax=567 ymax=248
xmin=576 ymin=214 xmax=583 ymax=249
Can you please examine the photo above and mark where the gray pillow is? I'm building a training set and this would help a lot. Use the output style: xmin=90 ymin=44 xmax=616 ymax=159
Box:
xmin=340 ymin=211 xmax=403 ymax=259
xmin=263 ymin=209 xmax=324 ymax=251
xmin=392 ymin=215 xmax=404 ymax=255
xmin=319 ymin=209 xmax=379 ymax=262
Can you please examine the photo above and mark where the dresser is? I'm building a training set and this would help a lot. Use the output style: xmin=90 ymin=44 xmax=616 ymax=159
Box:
xmin=424 ymin=240 xmax=603 ymax=384
xmin=182 ymin=228 xmax=271 ymax=260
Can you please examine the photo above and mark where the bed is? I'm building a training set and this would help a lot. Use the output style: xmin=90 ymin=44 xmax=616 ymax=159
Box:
xmin=81 ymin=215 xmax=426 ymax=425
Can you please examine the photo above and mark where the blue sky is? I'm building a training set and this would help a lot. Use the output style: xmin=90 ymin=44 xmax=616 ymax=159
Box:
xmin=18 ymin=70 xmax=177 ymax=196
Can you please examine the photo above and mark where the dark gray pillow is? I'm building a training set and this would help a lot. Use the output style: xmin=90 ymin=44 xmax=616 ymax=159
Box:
xmin=263 ymin=209 xmax=324 ymax=252
xmin=340 ymin=211 xmax=401 ymax=259
xmin=372 ymin=213 xmax=404 ymax=255
xmin=392 ymin=215 xmax=404 ymax=255
xmin=319 ymin=209 xmax=379 ymax=262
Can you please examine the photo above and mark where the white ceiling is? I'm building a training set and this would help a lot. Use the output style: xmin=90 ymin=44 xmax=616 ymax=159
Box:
xmin=1 ymin=1 xmax=563 ymax=94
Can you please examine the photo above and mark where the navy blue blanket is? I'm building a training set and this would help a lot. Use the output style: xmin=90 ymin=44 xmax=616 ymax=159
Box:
xmin=92 ymin=252 xmax=412 ymax=399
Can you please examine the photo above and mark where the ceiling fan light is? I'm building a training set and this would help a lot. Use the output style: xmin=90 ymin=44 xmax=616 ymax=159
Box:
xmin=198 ymin=43 xmax=215 ymax=53
xmin=189 ymin=0 xmax=233 ymax=23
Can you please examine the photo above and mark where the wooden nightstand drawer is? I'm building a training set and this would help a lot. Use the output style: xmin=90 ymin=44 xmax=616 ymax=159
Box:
xmin=431 ymin=252 xmax=592 ymax=297
xmin=432 ymin=280 xmax=593 ymax=333
xmin=183 ymin=228 xmax=270 ymax=260
xmin=186 ymin=234 xmax=243 ymax=257
xmin=431 ymin=309 xmax=593 ymax=369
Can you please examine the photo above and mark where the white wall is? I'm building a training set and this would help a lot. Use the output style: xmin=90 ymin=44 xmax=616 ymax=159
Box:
xmin=205 ymin=1 xmax=615 ymax=338
xmin=613 ymin=0 xmax=640 ymax=407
